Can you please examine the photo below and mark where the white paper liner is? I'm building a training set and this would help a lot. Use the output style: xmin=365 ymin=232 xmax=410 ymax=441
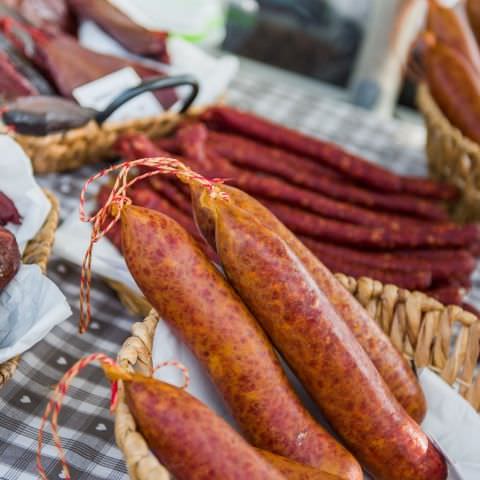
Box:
xmin=0 ymin=265 xmax=71 ymax=363
xmin=0 ymin=136 xmax=72 ymax=360
xmin=0 ymin=135 xmax=50 ymax=253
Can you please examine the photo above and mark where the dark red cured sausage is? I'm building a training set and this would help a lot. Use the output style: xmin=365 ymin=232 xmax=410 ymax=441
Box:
xmin=0 ymin=226 xmax=20 ymax=292
xmin=199 ymin=195 xmax=446 ymax=480
xmin=201 ymin=106 xmax=458 ymax=200
xmin=103 ymin=366 xmax=286 ymax=480
xmin=147 ymin=176 xmax=192 ymax=214
xmin=426 ymin=285 xmax=465 ymax=305
xmin=175 ymin=124 xmax=440 ymax=230
xmin=207 ymin=130 xmax=342 ymax=181
xmin=0 ymin=19 xmax=176 ymax=107
xmin=120 ymin=204 xmax=361 ymax=478
xmin=300 ymin=238 xmax=433 ymax=290
xmin=69 ymin=0 xmax=170 ymax=63
xmin=262 ymin=200 xmax=480 ymax=249
xmin=207 ymin=131 xmax=448 ymax=220
xmin=153 ymin=136 xmax=181 ymax=154
xmin=424 ymin=37 xmax=480 ymax=144
xmin=0 ymin=50 xmax=38 ymax=100
xmin=297 ymin=237 xmax=475 ymax=283
xmin=401 ymin=175 xmax=459 ymax=201
xmin=388 ymin=247 xmax=476 ymax=262
xmin=0 ymin=191 xmax=22 ymax=226
xmin=201 ymin=106 xmax=404 ymax=192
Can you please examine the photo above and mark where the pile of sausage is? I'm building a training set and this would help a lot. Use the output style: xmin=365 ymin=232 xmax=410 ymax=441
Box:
xmin=97 ymin=161 xmax=450 ymax=480
xmin=0 ymin=191 xmax=21 ymax=293
xmin=422 ymin=0 xmax=480 ymax=145
xmin=103 ymin=105 xmax=480 ymax=311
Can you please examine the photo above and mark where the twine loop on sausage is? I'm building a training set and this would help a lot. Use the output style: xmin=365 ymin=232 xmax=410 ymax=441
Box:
xmin=153 ymin=360 xmax=190 ymax=390
xmin=79 ymin=157 xmax=228 ymax=333
xmin=37 ymin=353 xmax=119 ymax=480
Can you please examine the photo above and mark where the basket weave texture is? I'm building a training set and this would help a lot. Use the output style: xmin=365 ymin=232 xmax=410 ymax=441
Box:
xmin=0 ymin=190 xmax=59 ymax=387
xmin=13 ymin=113 xmax=183 ymax=174
xmin=115 ymin=275 xmax=480 ymax=479
xmin=417 ymin=83 xmax=480 ymax=222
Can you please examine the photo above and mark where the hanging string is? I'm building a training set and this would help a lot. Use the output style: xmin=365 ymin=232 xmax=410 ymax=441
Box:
xmin=37 ymin=354 xmax=190 ymax=480
xmin=78 ymin=156 xmax=228 ymax=333
xmin=37 ymin=353 xmax=119 ymax=480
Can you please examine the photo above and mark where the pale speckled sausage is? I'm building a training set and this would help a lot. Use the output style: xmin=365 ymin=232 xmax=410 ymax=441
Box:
xmin=120 ymin=204 xmax=361 ymax=479
xmin=197 ymin=193 xmax=445 ymax=480
xmin=103 ymin=367 xmax=287 ymax=480
xmin=191 ymin=185 xmax=427 ymax=423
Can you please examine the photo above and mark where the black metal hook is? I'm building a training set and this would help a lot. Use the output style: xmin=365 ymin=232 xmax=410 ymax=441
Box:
xmin=95 ymin=74 xmax=200 ymax=125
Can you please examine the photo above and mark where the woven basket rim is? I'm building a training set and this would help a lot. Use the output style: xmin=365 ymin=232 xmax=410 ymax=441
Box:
xmin=0 ymin=190 xmax=59 ymax=387
xmin=13 ymin=106 xmax=206 ymax=174
xmin=114 ymin=274 xmax=480 ymax=480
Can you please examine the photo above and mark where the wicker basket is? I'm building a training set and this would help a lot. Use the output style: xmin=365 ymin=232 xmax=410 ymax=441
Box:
xmin=0 ymin=190 xmax=59 ymax=387
xmin=8 ymin=74 xmax=200 ymax=174
xmin=13 ymin=114 xmax=183 ymax=174
xmin=114 ymin=275 xmax=480 ymax=479
xmin=417 ymin=83 xmax=480 ymax=222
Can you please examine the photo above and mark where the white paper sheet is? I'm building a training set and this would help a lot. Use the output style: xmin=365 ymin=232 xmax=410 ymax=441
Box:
xmin=0 ymin=135 xmax=50 ymax=252
xmin=0 ymin=136 xmax=72 ymax=359
xmin=53 ymin=201 xmax=141 ymax=294
xmin=0 ymin=265 xmax=71 ymax=363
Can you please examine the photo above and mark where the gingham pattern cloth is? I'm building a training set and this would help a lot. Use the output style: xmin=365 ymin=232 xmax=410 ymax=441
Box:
xmin=1 ymin=70 xmax=479 ymax=480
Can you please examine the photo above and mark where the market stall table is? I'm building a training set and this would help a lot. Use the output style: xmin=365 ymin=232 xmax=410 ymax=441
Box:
xmin=0 ymin=60 xmax=478 ymax=479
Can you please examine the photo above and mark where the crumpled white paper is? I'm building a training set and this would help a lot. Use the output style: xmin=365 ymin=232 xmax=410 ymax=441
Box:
xmin=0 ymin=136 xmax=72 ymax=360
xmin=0 ymin=265 xmax=71 ymax=363
xmin=53 ymin=200 xmax=141 ymax=294
xmin=0 ymin=135 xmax=50 ymax=252
xmin=78 ymin=21 xmax=239 ymax=108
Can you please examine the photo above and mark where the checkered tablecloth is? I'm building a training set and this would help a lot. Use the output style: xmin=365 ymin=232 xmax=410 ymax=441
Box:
xmin=1 ymin=65 xmax=479 ymax=480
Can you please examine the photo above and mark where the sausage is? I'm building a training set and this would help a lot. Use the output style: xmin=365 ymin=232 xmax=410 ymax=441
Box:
xmin=147 ymin=176 xmax=192 ymax=214
xmin=426 ymin=0 xmax=480 ymax=70
xmin=0 ymin=226 xmax=20 ymax=292
xmin=191 ymin=185 xmax=427 ymax=422
xmin=201 ymin=105 xmax=404 ymax=192
xmin=424 ymin=37 xmax=480 ymax=144
xmin=198 ymin=193 xmax=446 ymax=480
xmin=256 ymin=449 xmax=341 ymax=480
xmin=119 ymin=204 xmax=361 ymax=478
xmin=98 ymin=181 xmax=217 ymax=261
xmin=426 ymin=285 xmax=465 ymax=306
xmin=400 ymin=175 xmax=459 ymax=201
xmin=207 ymin=130 xmax=342 ymax=181
xmin=384 ymin=247 xmax=476 ymax=262
xmin=297 ymin=237 xmax=475 ymax=283
xmin=467 ymin=0 xmax=480 ymax=46
xmin=175 ymin=124 xmax=444 ymax=231
xmin=207 ymin=131 xmax=449 ymax=220
xmin=103 ymin=366 xmax=287 ymax=480
xmin=153 ymin=136 xmax=181 ymax=154
xmin=261 ymin=199 xmax=480 ymax=249
xmin=0 ymin=191 xmax=22 ymax=226
xmin=301 ymin=245 xmax=433 ymax=291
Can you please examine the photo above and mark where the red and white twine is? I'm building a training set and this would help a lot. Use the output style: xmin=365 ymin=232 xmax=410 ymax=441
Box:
xmin=37 ymin=353 xmax=118 ymax=480
xmin=37 ymin=353 xmax=190 ymax=479
xmin=79 ymin=156 xmax=228 ymax=333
